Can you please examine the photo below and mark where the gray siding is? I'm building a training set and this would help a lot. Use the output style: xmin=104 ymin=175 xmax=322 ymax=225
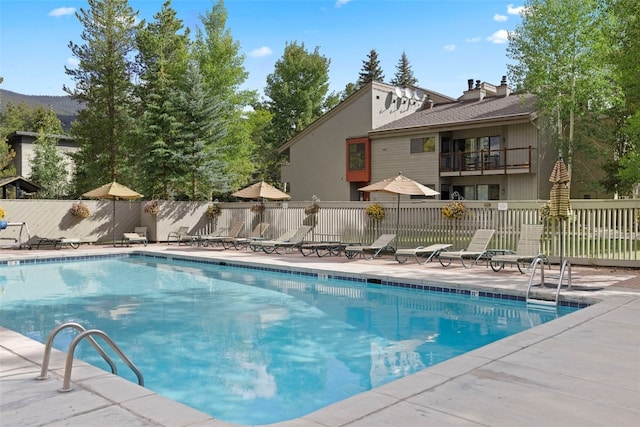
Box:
xmin=281 ymin=90 xmax=373 ymax=201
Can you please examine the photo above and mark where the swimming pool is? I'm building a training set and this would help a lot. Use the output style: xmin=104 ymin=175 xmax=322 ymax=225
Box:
xmin=0 ymin=254 xmax=579 ymax=425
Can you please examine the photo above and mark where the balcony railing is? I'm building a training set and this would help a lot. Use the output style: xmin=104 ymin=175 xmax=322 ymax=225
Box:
xmin=440 ymin=146 xmax=532 ymax=175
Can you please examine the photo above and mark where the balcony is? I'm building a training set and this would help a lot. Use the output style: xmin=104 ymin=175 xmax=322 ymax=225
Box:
xmin=440 ymin=146 xmax=532 ymax=177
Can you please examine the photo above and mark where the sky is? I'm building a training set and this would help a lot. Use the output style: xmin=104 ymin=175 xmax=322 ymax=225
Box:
xmin=0 ymin=0 xmax=525 ymax=100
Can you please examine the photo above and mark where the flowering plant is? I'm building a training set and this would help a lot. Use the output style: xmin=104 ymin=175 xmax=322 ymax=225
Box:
xmin=206 ymin=204 xmax=222 ymax=219
xmin=143 ymin=199 xmax=160 ymax=216
xmin=442 ymin=201 xmax=466 ymax=219
xmin=0 ymin=205 xmax=5 ymax=220
xmin=251 ymin=203 xmax=265 ymax=214
xmin=70 ymin=201 xmax=91 ymax=219
xmin=538 ymin=202 xmax=550 ymax=219
xmin=365 ymin=203 xmax=385 ymax=221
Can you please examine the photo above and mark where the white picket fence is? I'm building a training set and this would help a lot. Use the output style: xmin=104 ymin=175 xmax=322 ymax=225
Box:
xmin=1 ymin=199 xmax=638 ymax=267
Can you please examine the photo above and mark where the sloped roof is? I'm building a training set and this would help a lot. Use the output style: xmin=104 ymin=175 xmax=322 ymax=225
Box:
xmin=370 ymin=93 xmax=537 ymax=135
xmin=277 ymin=81 xmax=457 ymax=153
xmin=0 ymin=176 xmax=41 ymax=193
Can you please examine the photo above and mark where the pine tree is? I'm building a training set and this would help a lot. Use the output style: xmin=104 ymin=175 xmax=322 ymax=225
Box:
xmin=390 ymin=51 xmax=417 ymax=87
xmin=65 ymin=0 xmax=139 ymax=194
xmin=192 ymin=0 xmax=257 ymax=191
xmin=29 ymin=131 xmax=70 ymax=198
xmin=357 ymin=49 xmax=385 ymax=87
xmin=134 ymin=0 xmax=190 ymax=199
xmin=174 ymin=61 xmax=228 ymax=200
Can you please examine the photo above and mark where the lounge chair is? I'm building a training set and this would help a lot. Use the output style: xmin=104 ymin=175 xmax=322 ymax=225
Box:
xmin=248 ymin=229 xmax=298 ymax=252
xmin=195 ymin=227 xmax=226 ymax=246
xmin=122 ymin=227 xmax=148 ymax=247
xmin=200 ymin=220 xmax=245 ymax=247
xmin=489 ymin=224 xmax=548 ymax=273
xmin=167 ymin=226 xmax=195 ymax=245
xmin=223 ymin=222 xmax=269 ymax=250
xmin=122 ymin=233 xmax=148 ymax=247
xmin=344 ymin=234 xmax=396 ymax=259
xmin=36 ymin=237 xmax=81 ymax=250
xmin=252 ymin=226 xmax=313 ymax=254
xmin=394 ymin=243 xmax=452 ymax=264
xmin=299 ymin=240 xmax=349 ymax=257
xmin=438 ymin=229 xmax=495 ymax=268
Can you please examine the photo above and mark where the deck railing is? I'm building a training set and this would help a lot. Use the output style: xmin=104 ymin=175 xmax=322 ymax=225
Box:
xmin=440 ymin=146 xmax=532 ymax=174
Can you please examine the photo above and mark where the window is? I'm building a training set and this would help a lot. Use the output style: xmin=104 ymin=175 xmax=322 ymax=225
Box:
xmin=348 ymin=143 xmax=366 ymax=171
xmin=477 ymin=184 xmax=500 ymax=200
xmin=346 ymin=137 xmax=370 ymax=182
xmin=410 ymin=136 xmax=436 ymax=153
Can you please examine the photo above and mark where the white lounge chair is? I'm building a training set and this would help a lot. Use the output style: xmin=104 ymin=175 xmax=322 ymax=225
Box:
xmin=35 ymin=237 xmax=81 ymax=249
xmin=122 ymin=232 xmax=148 ymax=247
xmin=490 ymin=224 xmax=548 ymax=273
xmin=394 ymin=243 xmax=452 ymax=264
xmin=344 ymin=234 xmax=396 ymax=259
xmin=438 ymin=229 xmax=495 ymax=268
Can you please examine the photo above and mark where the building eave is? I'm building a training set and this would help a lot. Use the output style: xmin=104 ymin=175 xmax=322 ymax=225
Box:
xmin=368 ymin=112 xmax=535 ymax=138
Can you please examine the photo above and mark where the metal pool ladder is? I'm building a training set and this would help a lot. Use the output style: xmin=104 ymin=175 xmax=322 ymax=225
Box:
xmin=36 ymin=322 xmax=144 ymax=392
xmin=526 ymin=256 xmax=571 ymax=307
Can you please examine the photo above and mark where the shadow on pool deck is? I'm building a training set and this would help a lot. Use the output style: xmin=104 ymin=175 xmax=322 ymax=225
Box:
xmin=1 ymin=245 xmax=639 ymax=426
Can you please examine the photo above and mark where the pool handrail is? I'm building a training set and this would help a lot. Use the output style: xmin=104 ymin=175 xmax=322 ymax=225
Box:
xmin=36 ymin=322 xmax=117 ymax=380
xmin=59 ymin=329 xmax=144 ymax=392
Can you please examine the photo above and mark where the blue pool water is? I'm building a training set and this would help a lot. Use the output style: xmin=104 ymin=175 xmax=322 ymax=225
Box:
xmin=0 ymin=255 xmax=579 ymax=425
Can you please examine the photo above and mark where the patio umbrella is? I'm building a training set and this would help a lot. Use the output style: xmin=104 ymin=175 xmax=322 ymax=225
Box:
xmin=82 ymin=181 xmax=143 ymax=246
xmin=231 ymin=181 xmax=291 ymax=201
xmin=359 ymin=173 xmax=439 ymax=247
xmin=548 ymin=158 xmax=571 ymax=265
xmin=232 ymin=181 xmax=290 ymax=234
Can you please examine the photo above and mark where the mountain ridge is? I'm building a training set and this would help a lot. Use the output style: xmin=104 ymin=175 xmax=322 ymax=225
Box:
xmin=0 ymin=89 xmax=80 ymax=130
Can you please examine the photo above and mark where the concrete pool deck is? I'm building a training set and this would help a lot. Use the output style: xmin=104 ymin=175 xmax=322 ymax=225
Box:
xmin=1 ymin=244 xmax=639 ymax=426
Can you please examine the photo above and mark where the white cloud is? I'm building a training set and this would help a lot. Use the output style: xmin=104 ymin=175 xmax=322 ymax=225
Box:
xmin=66 ymin=57 xmax=79 ymax=67
xmin=249 ymin=46 xmax=272 ymax=58
xmin=487 ymin=29 xmax=510 ymax=44
xmin=335 ymin=0 xmax=351 ymax=7
xmin=507 ymin=4 xmax=526 ymax=15
xmin=49 ymin=7 xmax=75 ymax=17
xmin=494 ymin=14 xmax=508 ymax=22
xmin=443 ymin=44 xmax=456 ymax=52
xmin=465 ymin=37 xmax=481 ymax=43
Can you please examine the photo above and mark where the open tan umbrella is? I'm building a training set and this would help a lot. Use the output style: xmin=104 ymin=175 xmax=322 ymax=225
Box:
xmin=359 ymin=173 xmax=439 ymax=247
xmin=548 ymin=158 xmax=571 ymax=264
xmin=232 ymin=181 xmax=290 ymax=235
xmin=83 ymin=181 xmax=143 ymax=246
xmin=232 ymin=181 xmax=291 ymax=201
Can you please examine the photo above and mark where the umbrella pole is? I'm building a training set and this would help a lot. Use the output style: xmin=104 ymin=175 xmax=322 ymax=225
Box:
xmin=559 ymin=219 xmax=564 ymax=266
xmin=112 ymin=200 xmax=116 ymax=247
xmin=395 ymin=195 xmax=400 ymax=249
